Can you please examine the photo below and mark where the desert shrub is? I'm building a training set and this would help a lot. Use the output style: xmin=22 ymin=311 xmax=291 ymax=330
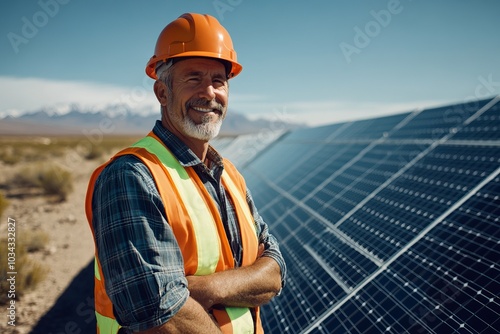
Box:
xmin=0 ymin=150 xmax=21 ymax=165
xmin=0 ymin=192 xmax=8 ymax=217
xmin=13 ymin=165 xmax=42 ymax=188
xmin=12 ymin=163 xmax=74 ymax=201
xmin=0 ymin=142 xmax=46 ymax=164
xmin=0 ymin=232 xmax=48 ymax=305
xmin=0 ymin=136 xmax=141 ymax=164
xmin=84 ymin=144 xmax=104 ymax=160
xmin=37 ymin=165 xmax=73 ymax=200
xmin=23 ymin=230 xmax=50 ymax=253
xmin=0 ymin=137 xmax=71 ymax=164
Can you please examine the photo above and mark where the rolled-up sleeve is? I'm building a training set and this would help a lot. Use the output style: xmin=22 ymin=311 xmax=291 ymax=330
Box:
xmin=92 ymin=156 xmax=188 ymax=332
xmin=246 ymin=188 xmax=287 ymax=289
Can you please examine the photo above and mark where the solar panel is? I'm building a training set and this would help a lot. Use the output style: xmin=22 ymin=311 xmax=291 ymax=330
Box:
xmin=211 ymin=129 xmax=286 ymax=168
xmin=214 ymin=96 xmax=500 ymax=333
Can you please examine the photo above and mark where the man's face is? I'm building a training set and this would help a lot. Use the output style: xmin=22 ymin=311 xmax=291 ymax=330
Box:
xmin=159 ymin=58 xmax=229 ymax=142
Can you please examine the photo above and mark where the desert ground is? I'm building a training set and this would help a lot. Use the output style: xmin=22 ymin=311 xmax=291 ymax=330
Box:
xmin=0 ymin=136 xmax=139 ymax=334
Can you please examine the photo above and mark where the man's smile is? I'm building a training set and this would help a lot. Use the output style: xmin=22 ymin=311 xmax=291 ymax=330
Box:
xmin=191 ymin=106 xmax=218 ymax=113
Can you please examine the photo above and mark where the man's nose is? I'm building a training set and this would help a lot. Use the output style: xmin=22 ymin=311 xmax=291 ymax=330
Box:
xmin=198 ymin=82 xmax=216 ymax=100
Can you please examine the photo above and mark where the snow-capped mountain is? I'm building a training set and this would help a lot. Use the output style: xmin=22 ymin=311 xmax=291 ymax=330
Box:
xmin=0 ymin=104 xmax=304 ymax=136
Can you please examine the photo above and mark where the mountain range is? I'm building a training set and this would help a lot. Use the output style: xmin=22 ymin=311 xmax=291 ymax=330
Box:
xmin=0 ymin=105 xmax=304 ymax=136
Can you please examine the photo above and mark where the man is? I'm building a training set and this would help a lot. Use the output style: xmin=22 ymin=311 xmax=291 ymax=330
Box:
xmin=85 ymin=13 xmax=286 ymax=334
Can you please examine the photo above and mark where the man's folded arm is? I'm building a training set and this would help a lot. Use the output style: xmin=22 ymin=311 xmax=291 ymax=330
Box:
xmin=136 ymin=298 xmax=221 ymax=334
xmin=187 ymin=244 xmax=283 ymax=310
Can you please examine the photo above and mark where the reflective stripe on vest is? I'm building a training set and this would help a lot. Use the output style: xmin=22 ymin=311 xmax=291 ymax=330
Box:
xmin=95 ymin=310 xmax=120 ymax=334
xmin=221 ymin=171 xmax=259 ymax=261
xmin=227 ymin=307 xmax=255 ymax=334
xmin=94 ymin=256 xmax=101 ymax=280
xmin=94 ymin=258 xmax=120 ymax=334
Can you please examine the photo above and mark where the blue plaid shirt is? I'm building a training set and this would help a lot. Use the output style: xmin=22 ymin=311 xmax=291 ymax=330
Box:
xmin=91 ymin=121 xmax=286 ymax=332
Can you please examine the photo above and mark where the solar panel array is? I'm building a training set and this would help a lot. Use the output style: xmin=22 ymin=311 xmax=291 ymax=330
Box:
xmin=215 ymin=96 xmax=500 ymax=333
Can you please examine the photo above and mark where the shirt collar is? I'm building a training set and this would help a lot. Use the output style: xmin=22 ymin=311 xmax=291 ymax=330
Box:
xmin=152 ymin=120 xmax=224 ymax=169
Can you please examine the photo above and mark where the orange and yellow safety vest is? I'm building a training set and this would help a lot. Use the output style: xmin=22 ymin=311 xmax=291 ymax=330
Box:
xmin=85 ymin=132 xmax=263 ymax=334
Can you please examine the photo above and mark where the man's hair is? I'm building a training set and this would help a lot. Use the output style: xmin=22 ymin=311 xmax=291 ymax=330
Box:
xmin=156 ymin=57 xmax=232 ymax=89
xmin=156 ymin=60 xmax=175 ymax=91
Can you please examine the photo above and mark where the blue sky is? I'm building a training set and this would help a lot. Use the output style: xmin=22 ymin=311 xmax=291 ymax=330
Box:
xmin=1 ymin=0 xmax=499 ymax=126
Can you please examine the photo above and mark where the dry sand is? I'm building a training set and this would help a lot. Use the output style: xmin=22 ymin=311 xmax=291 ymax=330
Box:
xmin=1 ymin=154 xmax=100 ymax=333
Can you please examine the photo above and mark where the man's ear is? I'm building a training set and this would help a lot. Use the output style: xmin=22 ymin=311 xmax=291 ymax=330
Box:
xmin=154 ymin=80 xmax=168 ymax=106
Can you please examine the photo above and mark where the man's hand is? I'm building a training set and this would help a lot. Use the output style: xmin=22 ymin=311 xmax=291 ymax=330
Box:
xmin=186 ymin=243 xmax=282 ymax=310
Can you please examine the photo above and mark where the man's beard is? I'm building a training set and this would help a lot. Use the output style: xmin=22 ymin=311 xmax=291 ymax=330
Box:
xmin=169 ymin=97 xmax=226 ymax=141
xmin=176 ymin=112 xmax=223 ymax=141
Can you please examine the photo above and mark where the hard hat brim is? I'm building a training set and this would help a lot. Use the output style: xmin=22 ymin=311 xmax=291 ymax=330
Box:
xmin=146 ymin=52 xmax=242 ymax=80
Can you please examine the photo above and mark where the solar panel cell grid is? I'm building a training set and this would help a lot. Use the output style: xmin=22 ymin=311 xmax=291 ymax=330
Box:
xmin=284 ymin=123 xmax=346 ymax=142
xmin=451 ymin=100 xmax=500 ymax=141
xmin=300 ymin=175 xmax=499 ymax=333
xmin=340 ymin=212 xmax=407 ymax=257
xmin=246 ymin=180 xmax=279 ymax=210
xmin=331 ymin=113 xmax=410 ymax=140
xmin=283 ymin=143 xmax=367 ymax=194
xmin=389 ymin=99 xmax=491 ymax=140
xmin=244 ymin=142 xmax=310 ymax=180
xmin=308 ymin=234 xmax=377 ymax=289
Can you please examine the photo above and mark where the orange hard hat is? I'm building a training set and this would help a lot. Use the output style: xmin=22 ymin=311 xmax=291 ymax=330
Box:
xmin=145 ymin=13 xmax=242 ymax=80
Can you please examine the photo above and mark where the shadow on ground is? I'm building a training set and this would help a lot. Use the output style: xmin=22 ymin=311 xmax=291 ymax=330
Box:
xmin=30 ymin=260 xmax=96 ymax=334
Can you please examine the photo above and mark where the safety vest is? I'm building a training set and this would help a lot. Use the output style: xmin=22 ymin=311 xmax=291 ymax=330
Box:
xmin=85 ymin=132 xmax=264 ymax=334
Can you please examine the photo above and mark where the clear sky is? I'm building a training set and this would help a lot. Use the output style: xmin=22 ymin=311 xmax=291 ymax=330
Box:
xmin=1 ymin=0 xmax=499 ymax=126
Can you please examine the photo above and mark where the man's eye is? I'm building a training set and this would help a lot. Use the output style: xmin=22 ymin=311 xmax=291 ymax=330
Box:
xmin=213 ymin=79 xmax=226 ymax=86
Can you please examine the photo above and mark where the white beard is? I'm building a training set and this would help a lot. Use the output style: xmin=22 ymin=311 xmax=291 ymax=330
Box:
xmin=173 ymin=111 xmax=223 ymax=141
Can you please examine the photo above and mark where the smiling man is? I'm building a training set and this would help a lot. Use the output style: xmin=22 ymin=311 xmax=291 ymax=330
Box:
xmin=85 ymin=13 xmax=286 ymax=334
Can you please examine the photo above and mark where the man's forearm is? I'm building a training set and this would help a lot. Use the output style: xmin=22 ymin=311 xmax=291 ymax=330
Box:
xmin=187 ymin=256 xmax=282 ymax=310
xmin=136 ymin=297 xmax=221 ymax=334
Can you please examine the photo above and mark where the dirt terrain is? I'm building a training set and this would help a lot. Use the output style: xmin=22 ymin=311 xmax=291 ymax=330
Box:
xmin=0 ymin=144 xmax=111 ymax=334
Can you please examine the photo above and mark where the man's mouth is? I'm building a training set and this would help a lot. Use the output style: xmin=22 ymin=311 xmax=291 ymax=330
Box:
xmin=192 ymin=106 xmax=214 ymax=113
xmin=190 ymin=106 xmax=221 ymax=114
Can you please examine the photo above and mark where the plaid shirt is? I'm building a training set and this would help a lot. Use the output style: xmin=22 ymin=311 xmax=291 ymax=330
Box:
xmin=91 ymin=121 xmax=286 ymax=332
